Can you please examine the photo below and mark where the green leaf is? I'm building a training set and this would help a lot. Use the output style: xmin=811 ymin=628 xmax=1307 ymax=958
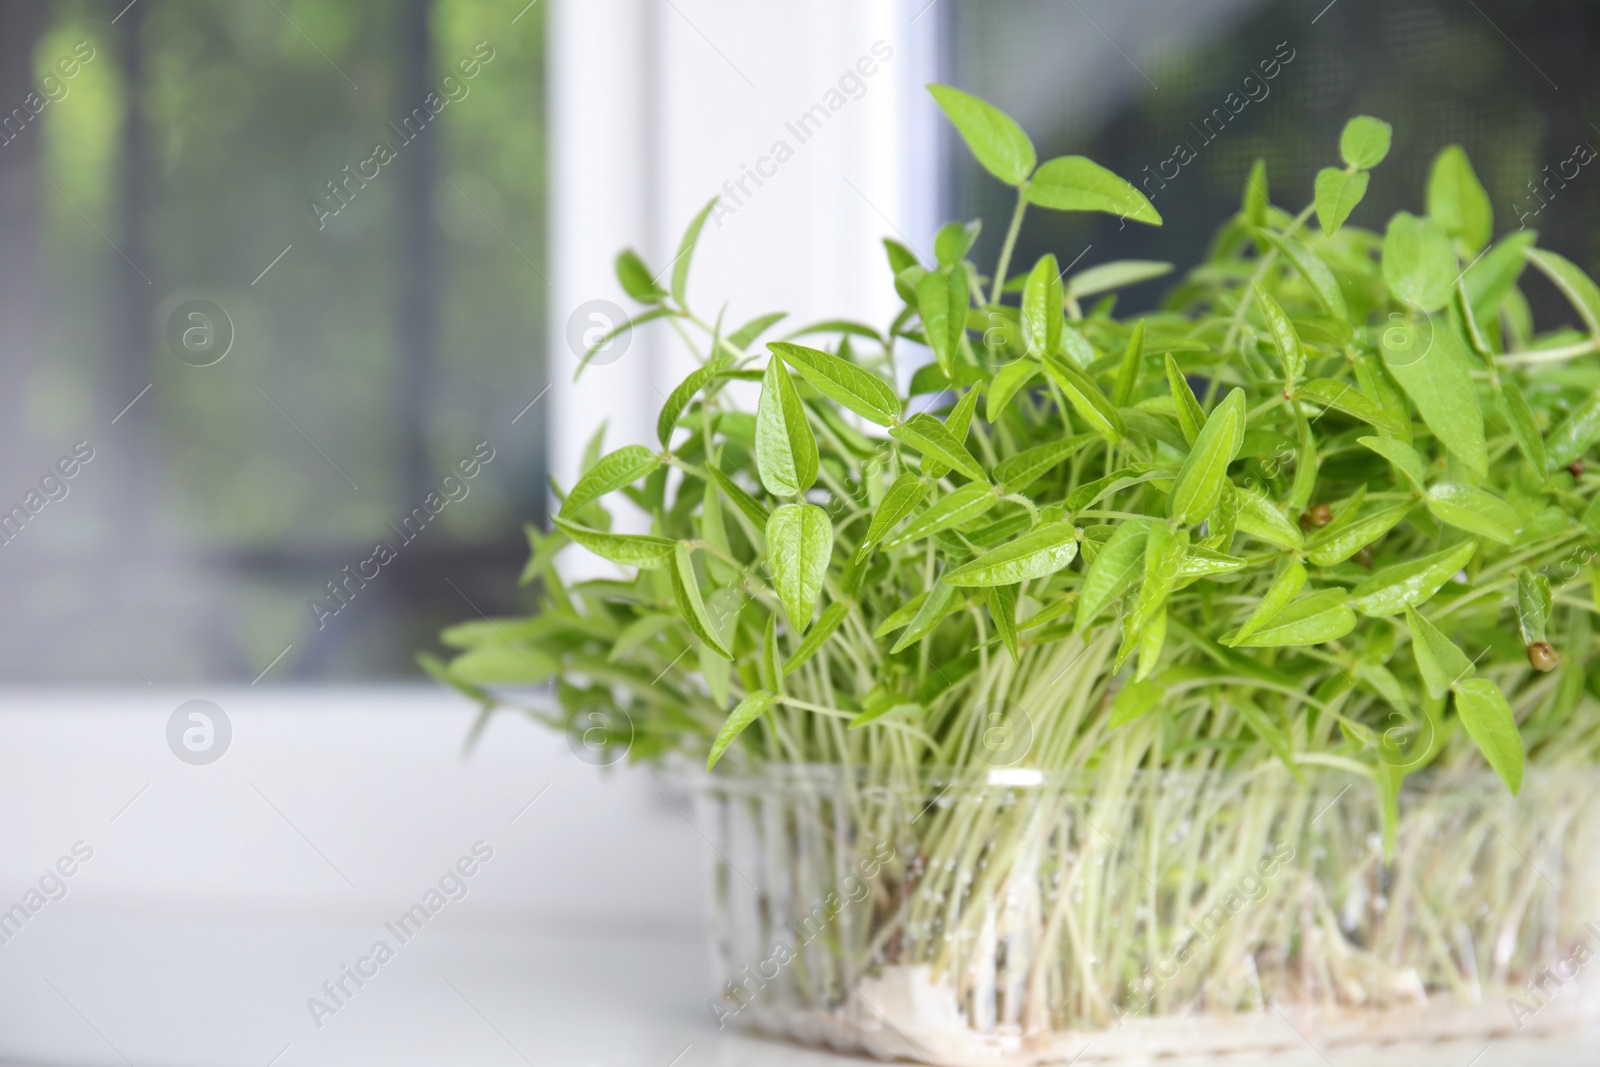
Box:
xmin=785 ymin=601 xmax=849 ymax=675
xmin=924 ymin=387 xmax=980 ymax=480
xmin=1076 ymin=519 xmax=1151 ymax=631
xmin=1164 ymin=354 xmax=1205 ymax=446
xmin=917 ymin=267 xmax=969 ymax=376
xmin=1224 ymin=561 xmax=1306 ymax=646
xmin=883 ymin=482 xmax=998 ymax=548
xmin=1226 ymin=588 xmax=1356 ymax=647
xmin=670 ymin=544 xmax=732 ymax=658
xmin=891 ymin=412 xmax=987 ymax=482
xmin=766 ymin=504 xmax=831 ymax=632
xmin=994 ymin=434 xmax=1093 ymax=492
xmin=1351 ymin=540 xmax=1477 ymax=617
xmin=1383 ymin=212 xmax=1456 ymax=312
xmin=560 ymin=445 xmax=661 ymax=517
xmin=1234 ymin=487 xmax=1304 ymax=549
xmin=1546 ymin=392 xmax=1600 ymax=470
xmin=1176 ymin=546 xmax=1244 ymax=582
xmin=446 ymin=644 xmax=558 ymax=684
xmin=1381 ymin=319 xmax=1487 ymax=477
xmin=1112 ymin=320 xmax=1145 ymax=407
xmin=890 ymin=581 xmax=958 ymax=653
xmin=1066 ymin=260 xmax=1172 ymax=299
xmin=983 ymin=584 xmax=1019 ymax=661
xmin=1340 ymin=115 xmax=1393 ymax=169
xmin=1120 ymin=525 xmax=1187 ymax=666
xmin=728 ymin=311 xmax=788 ymax=350
xmin=761 ymin=611 xmax=782 ymax=690
xmin=706 ymin=690 xmax=779 ymax=769
xmin=616 ymin=249 xmax=665 ymax=303
xmin=1425 ymin=483 xmax=1521 ymax=544
xmin=770 ymin=341 xmax=901 ymax=427
xmin=706 ymin=466 xmax=771 ymax=529
xmin=943 ymin=524 xmax=1079 ymax=587
xmin=1517 ymin=570 xmax=1553 ymax=645
xmin=855 ymin=473 xmax=927 ymax=562
xmin=1404 ymin=604 xmax=1475 ymax=701
xmin=1168 ymin=388 xmax=1245 ymax=524
xmin=1233 ymin=697 xmax=1301 ymax=775
xmin=1028 ymin=156 xmax=1161 ymax=225
xmin=1453 ymin=678 xmax=1524 ymax=795
xmin=1257 ymin=230 xmax=1348 ymax=319
xmin=1499 ymin=381 xmax=1548 ymax=475
xmin=934 ymin=219 xmax=981 ymax=266
xmin=671 ymin=198 xmax=719 ymax=306
xmin=1252 ymin=284 xmax=1305 ymax=385
xmin=928 ymin=84 xmax=1036 ymax=186
xmin=1427 ymin=145 xmax=1492 ymax=255
xmin=755 ymin=356 xmax=819 ymax=496
xmin=1314 ymin=167 xmax=1369 ymax=236
xmin=658 ymin=358 xmax=734 ymax=447
xmin=1242 ymin=157 xmax=1269 ymax=229
xmin=1108 ymin=677 xmax=1163 ymax=728
xmin=1524 ymin=247 xmax=1600 ymax=337
xmin=987 ymin=359 xmax=1041 ymax=421
xmin=552 ymin=516 xmax=677 ymax=569
xmin=1041 ymin=355 xmax=1125 ymax=443
xmin=1305 ymin=502 xmax=1413 ymax=566
xmin=1358 ymin=436 xmax=1427 ymax=492
xmin=1295 ymin=378 xmax=1402 ymax=434
xmin=1022 ymin=254 xmax=1063 ymax=359
xmin=1464 ymin=231 xmax=1535 ymax=322
xmin=1287 ymin=406 xmax=1318 ymax=512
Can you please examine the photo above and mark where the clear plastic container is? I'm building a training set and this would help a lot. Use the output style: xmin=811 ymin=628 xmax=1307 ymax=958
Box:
xmin=686 ymin=764 xmax=1600 ymax=1064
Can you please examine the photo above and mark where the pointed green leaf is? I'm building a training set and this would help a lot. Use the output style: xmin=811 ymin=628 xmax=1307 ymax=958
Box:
xmin=1168 ymin=388 xmax=1245 ymax=524
xmin=1547 ymin=392 xmax=1600 ymax=470
xmin=1224 ymin=561 xmax=1308 ymax=648
xmin=994 ymin=434 xmax=1093 ymax=492
xmin=890 ymin=581 xmax=958 ymax=653
xmin=1304 ymin=501 xmax=1412 ymax=566
xmin=1253 ymin=284 xmax=1306 ymax=385
xmin=670 ymin=544 xmax=732 ymax=658
xmin=784 ymin=601 xmax=849 ymax=676
xmin=1453 ymin=678 xmax=1523 ymax=795
xmin=1022 ymin=254 xmax=1063 ymax=358
xmin=706 ymin=466 xmax=771 ymax=529
xmin=916 ymin=266 xmax=969 ymax=376
xmin=552 ymin=517 xmax=676 ymax=569
xmin=1351 ymin=539 xmax=1477 ymax=617
xmin=1165 ymin=354 xmax=1205 ymax=446
xmin=854 ymin=473 xmax=927 ymax=561
xmin=1234 ymin=486 xmax=1304 ymax=549
xmin=1041 ymin=354 xmax=1125 ymax=442
xmin=671 ymin=198 xmax=719 ymax=305
xmin=761 ymin=611 xmax=782 ymax=691
xmin=561 ymin=445 xmax=662 ymax=517
xmin=1517 ymin=570 xmax=1553 ymax=646
xmin=1405 ymin=605 xmax=1475 ymax=700
xmin=1499 ymin=381 xmax=1548 ymax=475
xmin=1226 ymin=588 xmax=1356 ymax=647
xmin=1358 ymin=436 xmax=1427 ymax=492
xmin=1427 ymin=145 xmax=1492 ymax=255
xmin=1176 ymin=546 xmax=1244 ymax=582
xmin=1076 ymin=519 xmax=1151 ymax=631
xmin=883 ymin=482 xmax=998 ymax=548
xmin=1425 ymin=483 xmax=1521 ymax=544
xmin=658 ymin=358 xmax=734 ymax=447
xmin=1108 ymin=677 xmax=1163 ymax=728
xmin=943 ymin=524 xmax=1079 ymax=587
xmin=1028 ymin=156 xmax=1161 ymax=225
xmin=755 ymin=357 xmax=819 ymax=496
xmin=1340 ymin=115 xmax=1393 ymax=169
xmin=934 ymin=219 xmax=982 ymax=266
xmin=1383 ymin=212 xmax=1456 ymax=312
xmin=617 ymin=249 xmax=665 ymax=303
xmin=770 ymin=341 xmax=901 ymax=427
xmin=1257 ymin=230 xmax=1348 ymax=319
xmin=984 ymin=584 xmax=1020 ymax=661
xmin=924 ymin=387 xmax=980 ymax=480
xmin=728 ymin=311 xmax=788 ymax=350
xmin=891 ymin=412 xmax=987 ymax=482
xmin=706 ymin=690 xmax=779 ymax=769
xmin=987 ymin=359 xmax=1041 ymax=421
xmin=1381 ymin=319 xmax=1487 ymax=477
xmin=1314 ymin=167 xmax=1369 ymax=236
xmin=1295 ymin=378 xmax=1403 ymax=434
xmin=928 ymin=84 xmax=1036 ymax=186
xmin=766 ymin=504 xmax=831 ymax=632
xmin=1524 ymin=247 xmax=1600 ymax=337
xmin=1112 ymin=320 xmax=1145 ymax=407
xmin=1067 ymin=260 xmax=1172 ymax=299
